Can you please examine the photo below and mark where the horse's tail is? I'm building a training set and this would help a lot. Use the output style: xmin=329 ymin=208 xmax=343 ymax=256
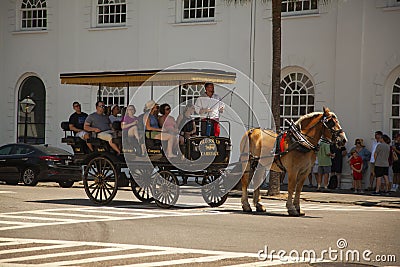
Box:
xmin=239 ymin=129 xmax=257 ymax=181
xmin=239 ymin=129 xmax=253 ymax=160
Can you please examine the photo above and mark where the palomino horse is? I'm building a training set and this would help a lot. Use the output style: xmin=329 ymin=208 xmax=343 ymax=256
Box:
xmin=239 ymin=107 xmax=347 ymax=216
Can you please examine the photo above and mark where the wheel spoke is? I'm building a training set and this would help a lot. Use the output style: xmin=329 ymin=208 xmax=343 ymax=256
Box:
xmin=89 ymin=183 xmax=99 ymax=195
xmin=99 ymin=185 xmax=103 ymax=201
xmin=88 ymin=182 xmax=97 ymax=189
xmin=104 ymin=172 xmax=115 ymax=180
xmin=102 ymin=163 xmax=112 ymax=176
xmin=103 ymin=186 xmax=110 ymax=199
xmin=93 ymin=186 xmax=100 ymax=200
xmin=104 ymin=181 xmax=115 ymax=190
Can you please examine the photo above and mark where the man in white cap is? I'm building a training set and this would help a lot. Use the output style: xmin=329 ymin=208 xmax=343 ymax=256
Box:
xmin=109 ymin=104 xmax=121 ymax=124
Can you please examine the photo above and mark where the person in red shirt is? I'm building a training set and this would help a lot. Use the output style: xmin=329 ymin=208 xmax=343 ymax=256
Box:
xmin=350 ymin=150 xmax=364 ymax=193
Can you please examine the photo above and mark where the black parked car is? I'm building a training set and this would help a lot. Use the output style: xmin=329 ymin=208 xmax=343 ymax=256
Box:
xmin=0 ymin=143 xmax=82 ymax=187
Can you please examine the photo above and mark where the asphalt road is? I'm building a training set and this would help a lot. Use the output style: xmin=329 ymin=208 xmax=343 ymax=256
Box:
xmin=0 ymin=183 xmax=399 ymax=266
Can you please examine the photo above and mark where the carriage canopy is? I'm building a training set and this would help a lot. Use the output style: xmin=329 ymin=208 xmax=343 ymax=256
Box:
xmin=60 ymin=69 xmax=236 ymax=87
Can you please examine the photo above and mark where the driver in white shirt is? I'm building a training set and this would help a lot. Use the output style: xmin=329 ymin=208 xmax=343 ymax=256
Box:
xmin=194 ymin=82 xmax=224 ymax=136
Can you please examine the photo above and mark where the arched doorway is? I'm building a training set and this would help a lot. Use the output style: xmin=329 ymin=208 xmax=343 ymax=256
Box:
xmin=17 ymin=76 xmax=46 ymax=144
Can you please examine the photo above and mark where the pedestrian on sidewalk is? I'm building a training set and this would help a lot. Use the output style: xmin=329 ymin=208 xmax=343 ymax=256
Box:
xmin=392 ymin=133 xmax=400 ymax=192
xmin=317 ymin=138 xmax=334 ymax=191
xmin=307 ymin=157 xmax=318 ymax=187
xmin=372 ymin=134 xmax=391 ymax=195
xmin=349 ymin=150 xmax=363 ymax=193
xmin=330 ymin=141 xmax=347 ymax=189
xmin=349 ymin=138 xmax=371 ymax=190
xmin=368 ymin=131 xmax=383 ymax=191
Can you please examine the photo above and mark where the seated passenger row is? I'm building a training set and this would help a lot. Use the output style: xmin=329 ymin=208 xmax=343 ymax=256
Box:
xmin=67 ymin=100 xmax=196 ymax=158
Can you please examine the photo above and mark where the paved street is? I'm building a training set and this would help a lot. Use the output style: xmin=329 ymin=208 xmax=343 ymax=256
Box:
xmin=0 ymin=183 xmax=399 ymax=266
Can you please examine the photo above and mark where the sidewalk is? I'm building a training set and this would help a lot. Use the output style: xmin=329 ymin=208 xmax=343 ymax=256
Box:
xmin=256 ymin=184 xmax=400 ymax=209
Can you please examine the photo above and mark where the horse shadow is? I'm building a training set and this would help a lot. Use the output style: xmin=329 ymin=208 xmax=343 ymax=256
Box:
xmin=215 ymin=208 xmax=322 ymax=218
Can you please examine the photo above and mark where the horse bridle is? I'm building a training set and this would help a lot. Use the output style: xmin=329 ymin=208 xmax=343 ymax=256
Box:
xmin=321 ymin=115 xmax=344 ymax=144
xmin=298 ymin=114 xmax=343 ymax=146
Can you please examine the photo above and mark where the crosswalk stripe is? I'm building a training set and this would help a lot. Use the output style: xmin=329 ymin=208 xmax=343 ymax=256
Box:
xmin=0 ymin=243 xmax=83 ymax=255
xmin=32 ymin=210 xmax=119 ymax=219
xmin=0 ymin=247 xmax=126 ymax=263
xmin=37 ymin=250 xmax=183 ymax=266
xmin=0 ymin=214 xmax=79 ymax=222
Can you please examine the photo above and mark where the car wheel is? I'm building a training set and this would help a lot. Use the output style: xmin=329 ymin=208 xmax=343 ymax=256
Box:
xmin=58 ymin=181 xmax=74 ymax=188
xmin=22 ymin=168 xmax=38 ymax=186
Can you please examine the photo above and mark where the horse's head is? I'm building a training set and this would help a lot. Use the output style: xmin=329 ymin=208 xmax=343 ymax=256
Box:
xmin=321 ymin=107 xmax=347 ymax=146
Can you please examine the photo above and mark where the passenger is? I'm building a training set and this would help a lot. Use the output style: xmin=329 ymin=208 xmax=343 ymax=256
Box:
xmin=176 ymin=103 xmax=196 ymax=145
xmin=109 ymin=104 xmax=121 ymax=124
xmin=84 ymin=101 xmax=121 ymax=155
xmin=121 ymin=104 xmax=143 ymax=154
xmin=159 ymin=103 xmax=178 ymax=134
xmin=143 ymin=100 xmax=176 ymax=158
xmin=68 ymin=101 xmax=93 ymax=151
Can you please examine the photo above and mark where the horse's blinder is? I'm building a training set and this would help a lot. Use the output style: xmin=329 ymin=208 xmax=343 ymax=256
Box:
xmin=322 ymin=115 xmax=343 ymax=144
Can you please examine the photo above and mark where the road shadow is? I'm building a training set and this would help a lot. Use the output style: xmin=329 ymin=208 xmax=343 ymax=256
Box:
xmin=26 ymin=199 xmax=210 ymax=210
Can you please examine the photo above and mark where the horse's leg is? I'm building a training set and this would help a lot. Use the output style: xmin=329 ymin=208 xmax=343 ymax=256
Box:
xmin=241 ymin=173 xmax=252 ymax=212
xmin=253 ymin=167 xmax=266 ymax=212
xmin=293 ymin=172 xmax=308 ymax=216
xmin=286 ymin=171 xmax=299 ymax=216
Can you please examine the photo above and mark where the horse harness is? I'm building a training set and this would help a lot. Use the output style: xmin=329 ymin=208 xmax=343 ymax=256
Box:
xmin=271 ymin=121 xmax=318 ymax=172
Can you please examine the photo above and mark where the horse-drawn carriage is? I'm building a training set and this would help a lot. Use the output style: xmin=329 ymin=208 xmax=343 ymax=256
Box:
xmin=60 ymin=69 xmax=236 ymax=208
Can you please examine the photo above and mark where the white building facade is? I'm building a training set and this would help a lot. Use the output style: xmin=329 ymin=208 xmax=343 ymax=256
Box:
xmin=0 ymin=0 xmax=399 ymax=163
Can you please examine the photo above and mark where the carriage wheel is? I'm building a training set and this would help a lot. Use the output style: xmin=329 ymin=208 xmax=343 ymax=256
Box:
xmin=83 ymin=157 xmax=118 ymax=205
xmin=152 ymin=170 xmax=180 ymax=209
xmin=130 ymin=168 xmax=154 ymax=203
xmin=201 ymin=174 xmax=228 ymax=207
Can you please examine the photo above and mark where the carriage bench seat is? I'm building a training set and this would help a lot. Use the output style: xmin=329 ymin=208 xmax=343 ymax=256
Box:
xmin=86 ymin=137 xmax=104 ymax=146
xmin=60 ymin=121 xmax=81 ymax=145
xmin=144 ymin=130 xmax=162 ymax=154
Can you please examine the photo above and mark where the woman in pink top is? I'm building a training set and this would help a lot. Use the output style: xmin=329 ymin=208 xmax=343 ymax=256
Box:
xmin=158 ymin=104 xmax=178 ymax=134
xmin=158 ymin=103 xmax=178 ymax=154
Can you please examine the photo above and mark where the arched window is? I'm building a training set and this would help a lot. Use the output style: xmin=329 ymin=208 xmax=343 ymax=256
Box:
xmin=96 ymin=0 xmax=126 ymax=27
xmin=180 ymin=84 xmax=204 ymax=106
xmin=280 ymin=71 xmax=315 ymax=130
xmin=20 ymin=0 xmax=47 ymax=30
xmin=391 ymin=76 xmax=400 ymax=138
xmin=18 ymin=76 xmax=46 ymax=144
xmin=100 ymin=86 xmax=126 ymax=107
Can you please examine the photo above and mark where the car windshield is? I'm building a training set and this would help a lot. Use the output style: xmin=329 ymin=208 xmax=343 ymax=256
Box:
xmin=34 ymin=145 xmax=71 ymax=155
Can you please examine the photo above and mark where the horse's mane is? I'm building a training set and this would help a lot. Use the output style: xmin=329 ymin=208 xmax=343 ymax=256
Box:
xmin=295 ymin=111 xmax=337 ymax=126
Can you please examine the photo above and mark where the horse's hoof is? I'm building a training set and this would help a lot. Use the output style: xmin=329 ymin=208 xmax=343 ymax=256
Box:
xmin=297 ymin=209 xmax=305 ymax=216
xmin=287 ymin=209 xmax=300 ymax=217
xmin=256 ymin=205 xmax=266 ymax=213
xmin=242 ymin=205 xmax=252 ymax=213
